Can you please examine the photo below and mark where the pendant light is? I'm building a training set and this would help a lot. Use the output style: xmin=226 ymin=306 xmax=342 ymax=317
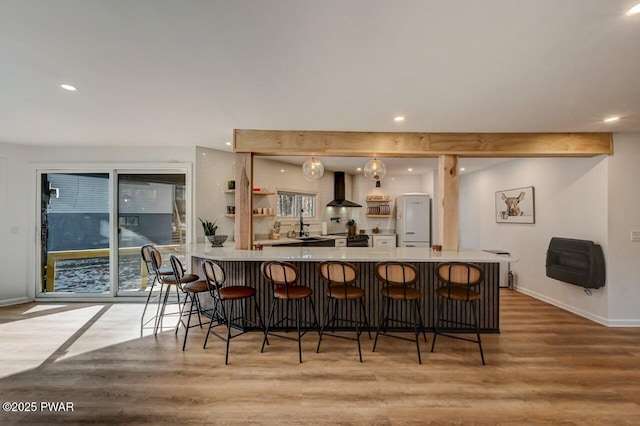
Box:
xmin=302 ymin=157 xmax=325 ymax=182
xmin=363 ymin=157 xmax=386 ymax=187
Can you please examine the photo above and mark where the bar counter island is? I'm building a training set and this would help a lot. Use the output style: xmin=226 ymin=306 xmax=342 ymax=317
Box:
xmin=189 ymin=243 xmax=517 ymax=333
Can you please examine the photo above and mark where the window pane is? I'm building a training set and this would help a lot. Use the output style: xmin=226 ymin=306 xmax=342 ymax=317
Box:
xmin=277 ymin=191 xmax=316 ymax=219
xmin=277 ymin=193 xmax=296 ymax=218
xmin=117 ymin=173 xmax=186 ymax=294
xmin=41 ymin=173 xmax=110 ymax=293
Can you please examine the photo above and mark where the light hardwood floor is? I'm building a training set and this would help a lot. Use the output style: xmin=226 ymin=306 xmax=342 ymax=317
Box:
xmin=0 ymin=290 xmax=639 ymax=425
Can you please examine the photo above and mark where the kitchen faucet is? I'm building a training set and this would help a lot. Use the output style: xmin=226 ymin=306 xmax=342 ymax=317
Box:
xmin=299 ymin=208 xmax=310 ymax=237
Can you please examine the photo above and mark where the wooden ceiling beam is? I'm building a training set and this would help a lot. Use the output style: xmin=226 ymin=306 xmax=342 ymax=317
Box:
xmin=234 ymin=129 xmax=613 ymax=157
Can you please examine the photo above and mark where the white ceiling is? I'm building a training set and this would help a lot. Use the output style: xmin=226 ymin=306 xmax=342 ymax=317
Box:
xmin=1 ymin=0 xmax=639 ymax=160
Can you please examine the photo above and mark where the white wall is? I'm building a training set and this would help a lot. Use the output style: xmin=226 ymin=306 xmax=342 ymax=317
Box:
xmin=606 ymin=133 xmax=640 ymax=325
xmin=460 ymin=155 xmax=610 ymax=324
xmin=0 ymin=143 xmax=31 ymax=305
xmin=0 ymin=142 xmax=194 ymax=305
xmin=195 ymin=147 xmax=236 ymax=242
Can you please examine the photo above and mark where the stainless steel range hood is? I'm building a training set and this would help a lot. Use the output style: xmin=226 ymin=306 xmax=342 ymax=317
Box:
xmin=326 ymin=171 xmax=361 ymax=207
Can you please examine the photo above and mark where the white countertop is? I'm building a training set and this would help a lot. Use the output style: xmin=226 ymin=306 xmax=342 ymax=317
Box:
xmin=189 ymin=243 xmax=518 ymax=263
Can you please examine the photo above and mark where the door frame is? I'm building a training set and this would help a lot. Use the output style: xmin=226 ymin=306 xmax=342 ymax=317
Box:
xmin=34 ymin=163 xmax=192 ymax=302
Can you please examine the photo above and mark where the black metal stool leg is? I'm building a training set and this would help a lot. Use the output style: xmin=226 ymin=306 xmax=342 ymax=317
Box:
xmin=181 ymin=294 xmax=194 ymax=351
xmin=296 ymin=300 xmax=302 ymax=363
xmin=471 ymin=300 xmax=485 ymax=365
xmin=316 ymin=298 xmax=332 ymax=353
xmin=253 ymin=295 xmax=268 ymax=346
xmin=353 ymin=299 xmax=363 ymax=362
xmin=360 ymin=299 xmax=372 ymax=339
xmin=309 ymin=298 xmax=320 ymax=332
xmin=416 ymin=301 xmax=428 ymax=343
xmin=373 ymin=296 xmax=390 ymax=352
xmin=203 ymin=297 xmax=219 ymax=349
xmin=225 ymin=301 xmax=234 ymax=365
xmin=154 ymin=284 xmax=171 ymax=335
xmin=413 ymin=300 xmax=422 ymax=364
xmin=431 ymin=297 xmax=444 ymax=353
xmin=261 ymin=298 xmax=277 ymax=353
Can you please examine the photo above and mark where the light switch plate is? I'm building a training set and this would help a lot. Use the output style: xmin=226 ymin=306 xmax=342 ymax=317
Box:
xmin=631 ymin=231 xmax=640 ymax=242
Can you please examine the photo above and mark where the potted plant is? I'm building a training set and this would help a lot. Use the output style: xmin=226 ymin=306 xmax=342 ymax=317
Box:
xmin=199 ymin=218 xmax=227 ymax=247
xmin=346 ymin=219 xmax=356 ymax=237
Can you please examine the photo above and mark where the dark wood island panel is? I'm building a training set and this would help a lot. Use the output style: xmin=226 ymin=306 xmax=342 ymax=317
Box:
xmin=190 ymin=256 xmax=502 ymax=333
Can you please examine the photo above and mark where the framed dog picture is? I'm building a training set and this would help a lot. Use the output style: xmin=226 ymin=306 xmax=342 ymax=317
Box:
xmin=495 ymin=186 xmax=535 ymax=224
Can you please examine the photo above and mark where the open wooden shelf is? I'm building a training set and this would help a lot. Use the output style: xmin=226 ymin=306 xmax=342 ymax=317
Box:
xmin=366 ymin=195 xmax=391 ymax=202
xmin=367 ymin=214 xmax=394 ymax=218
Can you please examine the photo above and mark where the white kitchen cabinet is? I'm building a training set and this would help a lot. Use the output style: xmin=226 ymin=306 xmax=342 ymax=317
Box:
xmin=373 ymin=235 xmax=396 ymax=248
xmin=334 ymin=237 xmax=347 ymax=247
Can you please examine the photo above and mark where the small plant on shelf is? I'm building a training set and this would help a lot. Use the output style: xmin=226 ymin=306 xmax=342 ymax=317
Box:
xmin=199 ymin=218 xmax=227 ymax=247
xmin=199 ymin=218 xmax=218 ymax=235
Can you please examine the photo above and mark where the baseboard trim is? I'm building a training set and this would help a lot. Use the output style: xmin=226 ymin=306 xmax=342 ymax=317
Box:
xmin=516 ymin=286 xmax=609 ymax=326
xmin=0 ymin=297 xmax=30 ymax=307
xmin=604 ymin=318 xmax=640 ymax=327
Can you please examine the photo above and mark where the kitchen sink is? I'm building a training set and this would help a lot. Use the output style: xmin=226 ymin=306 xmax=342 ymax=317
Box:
xmin=295 ymin=236 xmax=327 ymax=242
xmin=281 ymin=236 xmax=335 ymax=247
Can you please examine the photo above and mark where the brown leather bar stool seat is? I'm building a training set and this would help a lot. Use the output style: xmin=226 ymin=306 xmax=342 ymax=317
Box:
xmin=169 ymin=255 xmax=212 ymax=351
xmin=202 ymin=260 xmax=266 ymax=365
xmin=260 ymin=261 xmax=320 ymax=363
xmin=373 ymin=262 xmax=428 ymax=364
xmin=431 ymin=262 xmax=485 ymax=365
xmin=274 ymin=285 xmax=313 ymax=299
xmin=316 ymin=261 xmax=371 ymax=362
xmin=436 ymin=286 xmax=481 ymax=301
xmin=326 ymin=285 xmax=364 ymax=299
xmin=381 ymin=286 xmax=422 ymax=300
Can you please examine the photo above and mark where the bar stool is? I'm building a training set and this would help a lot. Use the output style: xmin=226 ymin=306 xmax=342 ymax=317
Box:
xmin=168 ymin=255 xmax=211 ymax=351
xmin=140 ymin=244 xmax=174 ymax=335
xmin=373 ymin=262 xmax=428 ymax=364
xmin=431 ymin=262 xmax=486 ymax=365
xmin=260 ymin=261 xmax=320 ymax=363
xmin=202 ymin=260 xmax=266 ymax=365
xmin=148 ymin=249 xmax=190 ymax=335
xmin=316 ymin=261 xmax=371 ymax=362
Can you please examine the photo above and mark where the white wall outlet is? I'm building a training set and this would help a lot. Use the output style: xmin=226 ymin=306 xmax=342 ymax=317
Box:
xmin=631 ymin=231 xmax=640 ymax=242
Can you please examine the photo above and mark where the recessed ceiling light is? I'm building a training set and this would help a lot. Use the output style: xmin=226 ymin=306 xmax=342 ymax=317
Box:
xmin=280 ymin=169 xmax=285 ymax=173
xmin=225 ymin=141 xmax=232 ymax=146
xmin=604 ymin=116 xmax=620 ymax=123
xmin=627 ymin=3 xmax=640 ymax=15
xmin=407 ymin=168 xmax=413 ymax=172
xmin=460 ymin=167 xmax=466 ymax=172
xmin=356 ymin=167 xmax=362 ymax=171
xmin=60 ymin=84 xmax=77 ymax=91
xmin=394 ymin=116 xmax=405 ymax=122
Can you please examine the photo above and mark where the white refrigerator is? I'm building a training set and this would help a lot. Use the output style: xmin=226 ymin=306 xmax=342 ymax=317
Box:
xmin=396 ymin=193 xmax=431 ymax=248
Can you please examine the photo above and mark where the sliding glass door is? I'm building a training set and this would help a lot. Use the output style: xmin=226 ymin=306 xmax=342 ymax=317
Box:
xmin=38 ymin=167 xmax=189 ymax=298
xmin=117 ymin=173 xmax=186 ymax=295
xmin=40 ymin=172 xmax=111 ymax=294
